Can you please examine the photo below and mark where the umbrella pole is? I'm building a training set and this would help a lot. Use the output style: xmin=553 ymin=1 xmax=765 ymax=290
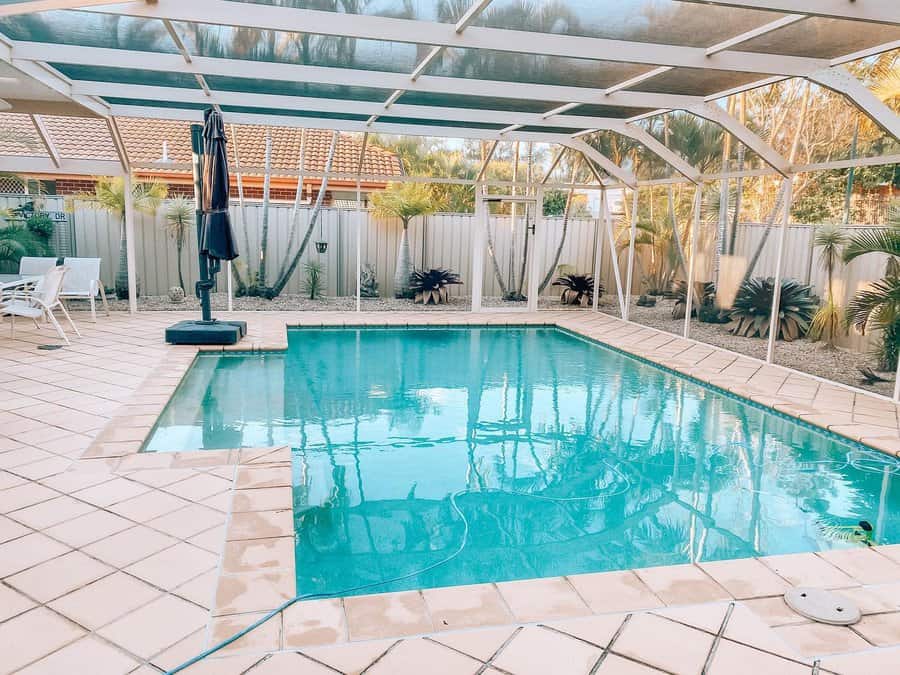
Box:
xmin=191 ymin=123 xmax=214 ymax=323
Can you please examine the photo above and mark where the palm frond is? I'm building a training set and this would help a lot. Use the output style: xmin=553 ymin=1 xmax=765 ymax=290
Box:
xmin=843 ymin=226 xmax=900 ymax=263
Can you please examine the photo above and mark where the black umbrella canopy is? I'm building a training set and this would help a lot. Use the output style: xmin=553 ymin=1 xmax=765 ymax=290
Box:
xmin=200 ymin=108 xmax=239 ymax=262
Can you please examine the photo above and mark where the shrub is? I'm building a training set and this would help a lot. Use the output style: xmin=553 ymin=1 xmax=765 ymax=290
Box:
xmin=552 ymin=273 xmax=600 ymax=307
xmin=26 ymin=213 xmax=54 ymax=241
xmin=729 ymin=277 xmax=817 ymax=341
xmin=410 ymin=268 xmax=462 ymax=305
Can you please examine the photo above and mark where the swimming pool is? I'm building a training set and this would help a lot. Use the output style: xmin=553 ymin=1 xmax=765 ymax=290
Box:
xmin=145 ymin=326 xmax=900 ymax=597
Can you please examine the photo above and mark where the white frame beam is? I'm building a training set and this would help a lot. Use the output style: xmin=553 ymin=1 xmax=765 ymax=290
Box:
xmin=88 ymin=0 xmax=832 ymax=77
xmin=30 ymin=114 xmax=60 ymax=168
xmin=808 ymin=66 xmax=900 ymax=141
xmin=0 ymin=0 xmax=133 ymax=16
xmin=676 ymin=1 xmax=900 ymax=25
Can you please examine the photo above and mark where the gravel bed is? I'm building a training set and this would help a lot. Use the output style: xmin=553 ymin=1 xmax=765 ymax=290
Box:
xmin=79 ymin=292 xmax=890 ymax=395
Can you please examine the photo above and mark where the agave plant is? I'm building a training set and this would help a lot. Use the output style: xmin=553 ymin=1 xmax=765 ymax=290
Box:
xmin=410 ymin=268 xmax=462 ymax=305
xmin=729 ymin=277 xmax=817 ymax=341
xmin=671 ymin=281 xmax=714 ymax=319
xmin=552 ymin=273 xmax=600 ymax=306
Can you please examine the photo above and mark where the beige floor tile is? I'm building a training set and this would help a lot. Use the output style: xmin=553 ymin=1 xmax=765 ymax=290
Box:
xmin=39 ymin=470 xmax=113 ymax=493
xmin=0 ymin=514 xmax=31 ymax=544
xmin=232 ymin=486 xmax=292 ymax=512
xmin=431 ymin=626 xmax=517 ymax=662
xmin=492 ymin=625 xmax=602 ymax=675
xmin=0 ymin=482 xmax=59 ymax=512
xmin=301 ymin=639 xmax=397 ymax=675
xmin=97 ymin=594 xmax=208 ymax=659
xmin=422 ymin=583 xmax=513 ymax=631
xmin=595 ymin=654 xmax=667 ymax=674
xmin=126 ymin=467 xmax=196 ymax=488
xmin=81 ymin=525 xmax=178 ymax=568
xmin=548 ymin=613 xmax=629 ymax=648
xmin=707 ymin=638 xmax=808 ymax=675
xmin=201 ymin=490 xmax=233 ymax=512
xmin=147 ymin=503 xmax=225 ymax=539
xmin=108 ymin=489 xmax=190 ymax=521
xmin=723 ymin=605 xmax=804 ymax=660
xmin=773 ymin=622 xmax=871 ymax=657
xmin=0 ymin=582 xmax=35 ymax=622
xmin=163 ymin=472 xmax=232 ymax=501
xmin=222 ymin=536 xmax=294 ymax=574
xmin=17 ymin=635 xmax=139 ymax=675
xmin=652 ymin=603 xmax=728 ymax=634
xmin=758 ymin=553 xmax=857 ymax=589
xmin=634 ymin=564 xmax=731 ymax=605
xmin=567 ymin=570 xmax=664 ymax=613
xmin=43 ymin=509 xmax=132 ymax=548
xmin=613 ymin=613 xmax=714 ymax=675
xmin=247 ymin=652 xmax=336 ymax=674
xmin=742 ymin=596 xmax=809 ymax=627
xmin=226 ymin=510 xmax=294 ymax=541
xmin=162 ymin=654 xmax=264 ymax=675
xmin=365 ymin=637 xmax=482 ymax=675
xmin=282 ymin=598 xmax=346 ymax=647
xmin=126 ymin=541 xmax=218 ymax=590
xmin=6 ymin=494 xmax=95 ymax=530
xmin=72 ymin=476 xmax=150 ymax=507
xmin=852 ymin=611 xmax=900 ymax=647
xmin=209 ymin=612 xmax=283 ymax=656
xmin=0 ymin=531 xmax=70 ymax=577
xmin=0 ymin=470 xmax=26 ymax=490
xmin=235 ymin=466 xmax=291 ymax=490
xmin=188 ymin=523 xmax=226 ymax=552
xmin=13 ymin=457 xmax=72 ymax=481
xmin=817 ymin=548 xmax=900 ymax=585
xmin=699 ymin=558 xmax=792 ymax=599
xmin=818 ymin=645 xmax=900 ymax=674
xmin=48 ymin=571 xmax=162 ymax=629
xmin=0 ymin=607 xmax=85 ymax=674
xmin=150 ymin=628 xmax=208 ymax=671
xmin=7 ymin=550 xmax=113 ymax=603
xmin=215 ymin=570 xmax=296 ymax=615
xmin=344 ymin=590 xmax=433 ymax=640
xmin=172 ymin=568 xmax=218 ymax=608
xmin=496 ymin=576 xmax=590 ymax=622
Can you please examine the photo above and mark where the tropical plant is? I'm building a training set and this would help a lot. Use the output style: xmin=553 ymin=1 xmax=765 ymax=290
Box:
xmin=672 ymin=281 xmax=722 ymax=321
xmin=301 ymin=260 xmax=325 ymax=300
xmin=0 ymin=223 xmax=47 ymax=269
xmin=25 ymin=213 xmax=54 ymax=242
xmin=164 ymin=196 xmax=193 ymax=293
xmin=91 ymin=177 xmax=166 ymax=299
xmin=552 ymin=273 xmax=598 ymax=307
xmin=729 ymin=277 xmax=817 ymax=341
xmin=843 ymin=204 xmax=900 ymax=368
xmin=372 ymin=182 xmax=445 ymax=298
xmin=808 ymin=224 xmax=849 ymax=347
xmin=410 ymin=268 xmax=461 ymax=305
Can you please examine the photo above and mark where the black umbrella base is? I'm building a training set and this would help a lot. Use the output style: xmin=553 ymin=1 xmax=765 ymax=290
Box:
xmin=165 ymin=320 xmax=247 ymax=345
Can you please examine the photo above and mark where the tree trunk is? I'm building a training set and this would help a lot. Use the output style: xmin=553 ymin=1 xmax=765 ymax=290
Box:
xmin=255 ymin=133 xmax=273 ymax=289
xmin=727 ymin=93 xmax=747 ymax=257
xmin=270 ymin=131 xmax=339 ymax=297
xmin=394 ymin=220 xmax=414 ymax=298
xmin=115 ymin=216 xmax=129 ymax=298
xmin=539 ymin=156 xmax=579 ymax=293
xmin=176 ymin=239 xmax=184 ymax=291
xmin=514 ymin=142 xmax=534 ymax=299
xmin=230 ymin=123 xmax=252 ymax=290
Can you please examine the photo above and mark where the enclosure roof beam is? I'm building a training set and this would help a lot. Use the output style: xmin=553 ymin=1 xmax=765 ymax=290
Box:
xmin=475 ymin=140 xmax=498 ymax=182
xmin=704 ymin=15 xmax=807 ymax=56
xmin=30 ymin=114 xmax=60 ymax=168
xmin=540 ymin=147 xmax=567 ymax=185
xmin=675 ymin=0 xmax=900 ymax=25
xmin=687 ymin=101 xmax=791 ymax=175
xmin=0 ymin=0 xmax=136 ymax=16
xmin=16 ymin=42 xmax=704 ymax=110
xmin=562 ymin=138 xmax=637 ymax=188
xmin=106 ymin=116 xmax=130 ymax=171
xmin=602 ymin=124 xmax=703 ymax=183
xmin=807 ymin=66 xmax=900 ymax=140
xmin=86 ymin=0 xmax=832 ymax=77
xmin=0 ymin=155 xmax=124 ymax=175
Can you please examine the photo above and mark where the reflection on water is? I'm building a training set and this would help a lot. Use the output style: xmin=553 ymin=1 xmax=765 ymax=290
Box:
xmin=145 ymin=327 xmax=900 ymax=596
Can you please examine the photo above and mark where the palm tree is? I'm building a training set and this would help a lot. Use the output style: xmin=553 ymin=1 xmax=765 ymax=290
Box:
xmin=0 ymin=221 xmax=47 ymax=270
xmin=372 ymin=182 xmax=445 ymax=298
xmin=843 ymin=202 xmax=900 ymax=368
xmin=163 ymin=197 xmax=193 ymax=293
xmin=808 ymin=224 xmax=848 ymax=347
xmin=91 ymin=177 xmax=166 ymax=299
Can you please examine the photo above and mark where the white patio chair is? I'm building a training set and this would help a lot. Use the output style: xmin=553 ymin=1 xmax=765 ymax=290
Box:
xmin=18 ymin=256 xmax=58 ymax=277
xmin=60 ymin=257 xmax=109 ymax=322
xmin=1 ymin=266 xmax=81 ymax=345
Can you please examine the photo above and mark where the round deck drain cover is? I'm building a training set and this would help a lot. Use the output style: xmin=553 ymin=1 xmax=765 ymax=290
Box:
xmin=784 ymin=587 xmax=860 ymax=625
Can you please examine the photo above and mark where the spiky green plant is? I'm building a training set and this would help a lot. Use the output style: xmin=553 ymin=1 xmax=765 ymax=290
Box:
xmin=301 ymin=260 xmax=325 ymax=300
xmin=672 ymin=281 xmax=716 ymax=320
xmin=552 ymin=273 xmax=599 ymax=307
xmin=410 ymin=268 xmax=461 ymax=305
xmin=729 ymin=277 xmax=817 ymax=341
xmin=0 ymin=223 xmax=47 ymax=270
xmin=163 ymin=196 xmax=194 ymax=293
xmin=809 ymin=223 xmax=849 ymax=347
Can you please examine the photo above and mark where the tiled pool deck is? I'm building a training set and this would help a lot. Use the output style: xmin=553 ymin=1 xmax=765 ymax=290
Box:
xmin=2 ymin=310 xmax=900 ymax=674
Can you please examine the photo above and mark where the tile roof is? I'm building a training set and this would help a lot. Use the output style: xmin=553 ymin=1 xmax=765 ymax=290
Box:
xmin=0 ymin=114 xmax=402 ymax=179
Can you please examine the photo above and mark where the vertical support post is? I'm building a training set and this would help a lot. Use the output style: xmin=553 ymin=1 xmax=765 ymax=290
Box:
xmin=226 ymin=261 xmax=233 ymax=311
xmin=623 ymin=187 xmax=639 ymax=322
xmin=683 ymin=184 xmax=702 ymax=339
xmin=527 ymin=188 xmax=544 ymax=312
xmin=767 ymin=176 xmax=794 ymax=363
xmin=190 ymin=123 xmax=212 ymax=323
xmin=356 ymin=176 xmax=362 ymax=313
xmin=893 ymin=355 xmax=900 ymax=402
xmin=592 ymin=192 xmax=604 ymax=312
xmin=471 ymin=189 xmax=485 ymax=312
xmin=602 ymin=187 xmax=625 ymax=316
xmin=123 ymin=172 xmax=138 ymax=315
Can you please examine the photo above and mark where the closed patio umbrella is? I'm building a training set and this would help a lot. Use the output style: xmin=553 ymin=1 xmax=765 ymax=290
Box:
xmin=200 ymin=108 xmax=238 ymax=262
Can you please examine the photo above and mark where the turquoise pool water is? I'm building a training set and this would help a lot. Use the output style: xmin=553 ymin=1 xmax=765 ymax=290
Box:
xmin=145 ymin=326 xmax=900 ymax=597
